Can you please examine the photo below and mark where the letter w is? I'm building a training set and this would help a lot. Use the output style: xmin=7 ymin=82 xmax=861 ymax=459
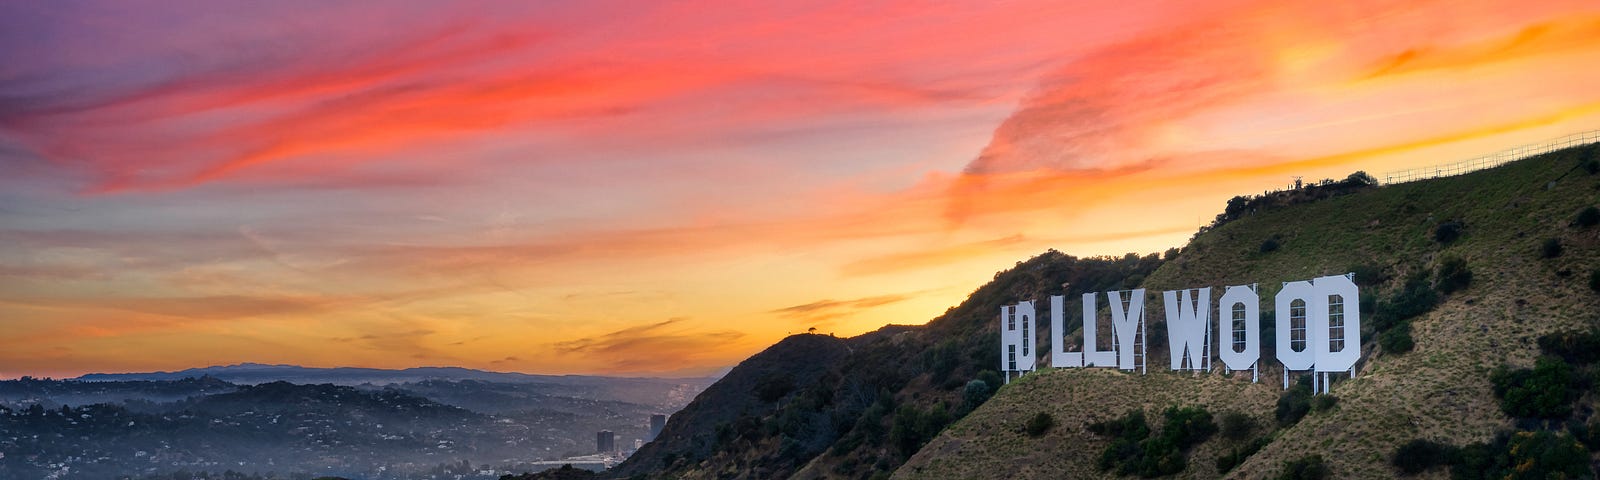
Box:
xmin=1163 ymin=288 xmax=1210 ymax=371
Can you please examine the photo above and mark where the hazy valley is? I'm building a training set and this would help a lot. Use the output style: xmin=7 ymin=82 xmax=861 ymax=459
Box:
xmin=0 ymin=365 xmax=712 ymax=479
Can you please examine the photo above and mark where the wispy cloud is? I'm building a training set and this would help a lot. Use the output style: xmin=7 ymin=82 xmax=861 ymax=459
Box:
xmin=768 ymin=294 xmax=916 ymax=325
xmin=553 ymin=318 xmax=746 ymax=372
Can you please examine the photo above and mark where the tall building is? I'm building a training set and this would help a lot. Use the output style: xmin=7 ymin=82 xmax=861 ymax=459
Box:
xmin=648 ymin=414 xmax=667 ymax=442
xmin=596 ymin=430 xmax=615 ymax=453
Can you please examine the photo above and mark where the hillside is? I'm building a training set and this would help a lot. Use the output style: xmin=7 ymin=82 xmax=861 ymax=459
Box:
xmin=610 ymin=333 xmax=855 ymax=478
xmin=898 ymin=143 xmax=1600 ymax=478
xmin=606 ymin=249 xmax=1167 ymax=479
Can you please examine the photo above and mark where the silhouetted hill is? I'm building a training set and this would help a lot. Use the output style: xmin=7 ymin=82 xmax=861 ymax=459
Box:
xmin=185 ymin=381 xmax=473 ymax=420
xmin=0 ymin=375 xmax=237 ymax=410
xmin=610 ymin=333 xmax=854 ymax=478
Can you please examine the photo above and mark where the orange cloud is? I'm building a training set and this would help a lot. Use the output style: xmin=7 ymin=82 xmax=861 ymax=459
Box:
xmin=1365 ymin=14 xmax=1600 ymax=79
xmin=768 ymin=294 xmax=917 ymax=325
xmin=553 ymin=318 xmax=747 ymax=372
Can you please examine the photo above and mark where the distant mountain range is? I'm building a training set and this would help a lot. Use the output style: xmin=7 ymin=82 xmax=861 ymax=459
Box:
xmin=73 ymin=362 xmax=715 ymax=386
xmin=5 ymin=364 xmax=719 ymax=479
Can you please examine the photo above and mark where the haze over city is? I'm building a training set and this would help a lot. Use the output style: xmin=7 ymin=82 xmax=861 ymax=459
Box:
xmin=3 ymin=0 xmax=1600 ymax=379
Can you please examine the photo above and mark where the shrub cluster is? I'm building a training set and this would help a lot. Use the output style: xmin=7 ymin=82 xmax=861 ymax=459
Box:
xmin=1275 ymin=380 xmax=1313 ymax=427
xmin=1089 ymin=407 xmax=1216 ymax=477
xmin=1434 ymin=255 xmax=1472 ymax=294
xmin=887 ymin=402 xmax=950 ymax=456
xmin=1215 ymin=437 xmax=1269 ymax=474
xmin=1260 ymin=237 xmax=1281 ymax=253
xmin=920 ymin=339 xmax=963 ymax=388
xmin=1207 ymin=172 xmax=1376 ymax=231
xmin=1310 ymin=395 xmax=1338 ymax=413
xmin=1348 ymin=263 xmax=1386 ymax=287
xmin=1537 ymin=329 xmax=1600 ymax=365
xmin=1218 ymin=411 xmax=1256 ymax=441
xmin=1488 ymin=330 xmax=1600 ymax=421
xmin=1378 ymin=322 xmax=1415 ymax=354
xmin=1541 ymin=237 xmax=1563 ymax=258
xmin=1025 ymin=412 xmax=1054 ymax=437
xmin=1566 ymin=419 xmax=1600 ymax=452
xmin=1576 ymin=206 xmax=1600 ymax=227
xmin=961 ymin=379 xmax=993 ymax=414
xmin=1434 ymin=221 xmax=1463 ymax=244
xmin=1398 ymin=431 xmax=1593 ymax=479
xmin=1276 ymin=455 xmax=1328 ymax=480
xmin=1390 ymin=438 xmax=1454 ymax=474
xmin=1370 ymin=266 xmax=1454 ymax=355
xmin=1490 ymin=358 xmax=1576 ymax=419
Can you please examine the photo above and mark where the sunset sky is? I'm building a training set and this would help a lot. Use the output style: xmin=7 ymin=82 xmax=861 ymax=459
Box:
xmin=3 ymin=0 xmax=1600 ymax=378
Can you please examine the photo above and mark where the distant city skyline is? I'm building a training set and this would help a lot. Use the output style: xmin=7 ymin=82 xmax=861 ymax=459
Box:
xmin=2 ymin=0 xmax=1599 ymax=378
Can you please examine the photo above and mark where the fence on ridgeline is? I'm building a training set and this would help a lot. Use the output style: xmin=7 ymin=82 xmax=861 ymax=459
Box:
xmin=1382 ymin=130 xmax=1600 ymax=185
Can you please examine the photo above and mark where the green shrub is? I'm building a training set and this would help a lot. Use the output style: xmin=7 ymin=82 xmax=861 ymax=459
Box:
xmin=922 ymin=339 xmax=962 ymax=385
xmin=976 ymin=370 xmax=1003 ymax=390
xmin=1276 ymin=455 xmax=1328 ymax=480
xmin=961 ymin=379 xmax=993 ymax=412
xmin=1541 ymin=238 xmax=1563 ymax=258
xmin=1373 ymin=271 xmax=1437 ymax=330
xmin=1219 ymin=411 xmax=1256 ymax=441
xmin=1090 ymin=410 xmax=1150 ymax=475
xmin=1025 ymin=412 xmax=1054 ymax=437
xmin=1577 ymin=206 xmax=1600 ymax=227
xmin=1260 ymin=237 xmax=1281 ymax=253
xmin=1391 ymin=438 xmax=1455 ymax=475
xmin=1379 ymin=321 xmax=1415 ymax=354
xmin=1215 ymin=437 xmax=1269 ymax=473
xmin=887 ymin=405 xmax=920 ymax=455
xmin=1089 ymin=407 xmax=1215 ymax=477
xmin=755 ymin=373 xmax=795 ymax=402
xmin=1435 ymin=256 xmax=1471 ymax=294
xmin=1349 ymin=263 xmax=1386 ymax=287
xmin=888 ymin=403 xmax=951 ymax=456
xmin=1434 ymin=221 xmax=1462 ymax=244
xmin=1275 ymin=383 xmax=1313 ymax=427
xmin=1446 ymin=430 xmax=1595 ymax=480
xmin=1159 ymin=406 xmax=1217 ymax=449
xmin=1450 ymin=436 xmax=1509 ymax=480
xmin=1310 ymin=395 xmax=1338 ymax=412
xmin=1089 ymin=409 xmax=1150 ymax=439
xmin=1585 ymin=159 xmax=1600 ymax=174
xmin=1502 ymin=431 xmax=1591 ymax=479
xmin=1490 ymin=358 xmax=1576 ymax=419
xmin=1568 ymin=419 xmax=1600 ymax=452
xmin=1537 ymin=329 xmax=1600 ymax=365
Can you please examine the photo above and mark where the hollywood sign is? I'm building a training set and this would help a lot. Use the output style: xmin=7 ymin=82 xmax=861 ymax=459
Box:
xmin=1001 ymin=274 xmax=1360 ymax=392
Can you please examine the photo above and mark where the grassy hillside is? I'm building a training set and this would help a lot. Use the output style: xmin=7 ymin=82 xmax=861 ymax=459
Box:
xmin=898 ymin=143 xmax=1600 ymax=479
